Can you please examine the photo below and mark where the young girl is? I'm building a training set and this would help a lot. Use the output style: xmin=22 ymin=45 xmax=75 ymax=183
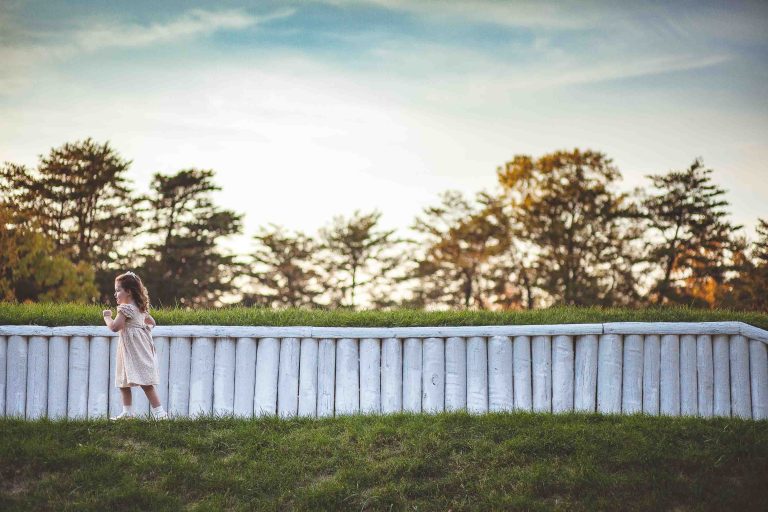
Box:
xmin=103 ymin=271 xmax=168 ymax=420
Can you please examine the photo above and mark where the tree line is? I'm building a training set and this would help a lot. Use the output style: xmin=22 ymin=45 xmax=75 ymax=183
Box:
xmin=1 ymin=138 xmax=766 ymax=311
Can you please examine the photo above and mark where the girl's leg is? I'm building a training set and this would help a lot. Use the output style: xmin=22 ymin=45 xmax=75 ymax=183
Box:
xmin=140 ymin=384 xmax=162 ymax=408
xmin=120 ymin=387 xmax=132 ymax=406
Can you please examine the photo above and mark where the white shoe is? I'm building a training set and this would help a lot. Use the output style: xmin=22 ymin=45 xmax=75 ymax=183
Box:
xmin=151 ymin=411 xmax=168 ymax=421
xmin=109 ymin=411 xmax=135 ymax=420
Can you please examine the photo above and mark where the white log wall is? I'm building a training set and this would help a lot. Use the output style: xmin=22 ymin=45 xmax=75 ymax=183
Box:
xmin=1 ymin=322 xmax=767 ymax=421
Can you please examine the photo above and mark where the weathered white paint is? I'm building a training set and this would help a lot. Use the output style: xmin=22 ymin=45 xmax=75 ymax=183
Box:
xmin=360 ymin=338 xmax=381 ymax=414
xmin=422 ymin=337 xmax=445 ymax=414
xmin=604 ymin=322 xmax=740 ymax=336
xmin=741 ymin=323 xmax=768 ymax=344
xmin=254 ymin=337 xmax=279 ymax=416
xmin=6 ymin=321 xmax=768 ymax=344
xmin=189 ymin=337 xmax=215 ymax=418
xmin=168 ymin=337 xmax=191 ymax=417
xmin=4 ymin=322 xmax=768 ymax=420
xmin=213 ymin=337 xmax=236 ymax=417
xmin=730 ymin=335 xmax=751 ymax=419
xmin=552 ymin=335 xmax=573 ymax=413
xmin=26 ymin=336 xmax=48 ymax=420
xmin=403 ymin=337 xmax=422 ymax=413
xmin=696 ymin=335 xmax=714 ymax=418
xmin=488 ymin=336 xmax=513 ymax=412
xmin=298 ymin=338 xmax=318 ymax=417
xmin=381 ymin=337 xmax=402 ymax=414
xmin=621 ymin=334 xmax=643 ymax=414
xmin=445 ymin=337 xmax=467 ymax=412
xmin=513 ymin=336 xmax=532 ymax=411
xmin=67 ymin=336 xmax=89 ymax=419
xmin=7 ymin=335 xmax=27 ymax=418
xmin=316 ymin=338 xmax=335 ymax=417
xmin=277 ymin=337 xmax=300 ymax=418
xmin=660 ymin=335 xmax=680 ymax=416
xmin=0 ymin=336 xmax=6 ymax=416
xmin=597 ymin=334 xmax=622 ymax=414
xmin=154 ymin=336 xmax=171 ymax=416
xmin=574 ymin=334 xmax=598 ymax=413
xmin=713 ymin=335 xmax=731 ymax=417
xmin=335 ymin=338 xmax=359 ymax=416
xmin=48 ymin=336 xmax=69 ymax=420
xmin=0 ymin=336 xmax=8 ymax=416
xmin=642 ymin=335 xmax=660 ymax=415
xmin=233 ymin=337 xmax=257 ymax=418
xmin=749 ymin=339 xmax=768 ymax=420
xmin=87 ymin=336 xmax=109 ymax=419
xmin=680 ymin=335 xmax=698 ymax=416
xmin=467 ymin=336 xmax=488 ymax=414
xmin=531 ymin=335 xmax=551 ymax=413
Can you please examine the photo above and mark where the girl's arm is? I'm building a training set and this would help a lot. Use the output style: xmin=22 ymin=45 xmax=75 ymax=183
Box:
xmin=102 ymin=310 xmax=126 ymax=332
xmin=144 ymin=314 xmax=156 ymax=329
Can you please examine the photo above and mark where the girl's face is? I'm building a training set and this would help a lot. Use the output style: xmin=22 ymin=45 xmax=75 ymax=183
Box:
xmin=114 ymin=282 xmax=131 ymax=305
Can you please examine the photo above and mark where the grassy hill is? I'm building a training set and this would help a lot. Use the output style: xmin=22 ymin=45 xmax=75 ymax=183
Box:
xmin=1 ymin=303 xmax=768 ymax=330
xmin=1 ymin=412 xmax=767 ymax=511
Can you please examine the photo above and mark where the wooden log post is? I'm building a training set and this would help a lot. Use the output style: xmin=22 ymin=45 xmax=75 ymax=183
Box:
xmin=403 ymin=337 xmax=423 ymax=413
xmin=189 ymin=337 xmax=215 ymax=418
xmin=233 ymin=337 xmax=257 ymax=418
xmin=6 ymin=335 xmax=27 ymax=418
xmin=86 ymin=336 xmax=109 ymax=419
xmin=168 ymin=337 xmax=191 ymax=418
xmin=381 ymin=338 xmax=402 ymax=414
xmin=680 ymin=334 xmax=698 ymax=416
xmin=360 ymin=338 xmax=381 ymax=415
xmin=574 ymin=334 xmax=598 ymax=413
xmin=488 ymin=336 xmax=513 ymax=412
xmin=0 ymin=336 xmax=6 ymax=416
xmin=154 ymin=336 xmax=171 ymax=416
xmin=713 ymin=334 xmax=731 ymax=417
xmin=696 ymin=335 xmax=714 ymax=418
xmin=642 ymin=334 xmax=660 ymax=415
xmin=552 ymin=335 xmax=574 ymax=413
xmin=335 ymin=338 xmax=359 ymax=416
xmin=467 ymin=336 xmax=488 ymax=414
xmin=660 ymin=335 xmax=680 ymax=416
xmin=445 ymin=337 xmax=467 ymax=412
xmin=48 ymin=335 xmax=69 ymax=420
xmin=597 ymin=334 xmax=622 ymax=414
xmin=729 ymin=335 xmax=751 ymax=419
xmin=621 ymin=334 xmax=643 ymax=414
xmin=67 ymin=336 xmax=89 ymax=419
xmin=254 ymin=337 xmax=280 ymax=417
xmin=298 ymin=338 xmax=319 ymax=418
xmin=277 ymin=337 xmax=300 ymax=418
xmin=749 ymin=339 xmax=768 ymax=420
xmin=213 ymin=337 xmax=236 ymax=418
xmin=422 ymin=337 xmax=445 ymax=414
xmin=316 ymin=338 xmax=336 ymax=418
xmin=26 ymin=336 xmax=48 ymax=420
xmin=513 ymin=336 xmax=532 ymax=411
xmin=532 ymin=335 xmax=552 ymax=413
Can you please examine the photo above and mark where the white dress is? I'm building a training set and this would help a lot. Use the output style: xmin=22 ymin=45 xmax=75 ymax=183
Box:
xmin=114 ymin=303 xmax=160 ymax=388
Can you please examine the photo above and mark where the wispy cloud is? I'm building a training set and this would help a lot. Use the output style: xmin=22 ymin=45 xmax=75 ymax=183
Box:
xmin=0 ymin=7 xmax=294 ymax=93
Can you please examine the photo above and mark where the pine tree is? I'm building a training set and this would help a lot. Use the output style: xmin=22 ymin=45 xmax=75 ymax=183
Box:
xmin=139 ymin=169 xmax=243 ymax=307
xmin=245 ymin=224 xmax=323 ymax=308
xmin=643 ymin=159 xmax=741 ymax=306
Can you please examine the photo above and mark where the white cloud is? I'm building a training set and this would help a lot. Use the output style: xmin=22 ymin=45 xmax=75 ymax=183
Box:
xmin=0 ymin=7 xmax=294 ymax=94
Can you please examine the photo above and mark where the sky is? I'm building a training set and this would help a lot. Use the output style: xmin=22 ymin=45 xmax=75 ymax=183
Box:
xmin=1 ymin=0 xmax=767 ymax=257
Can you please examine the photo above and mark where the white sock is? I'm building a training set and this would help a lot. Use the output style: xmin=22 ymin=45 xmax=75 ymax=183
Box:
xmin=123 ymin=405 xmax=133 ymax=414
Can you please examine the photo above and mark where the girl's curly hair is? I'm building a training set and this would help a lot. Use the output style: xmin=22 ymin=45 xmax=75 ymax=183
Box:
xmin=116 ymin=271 xmax=151 ymax=313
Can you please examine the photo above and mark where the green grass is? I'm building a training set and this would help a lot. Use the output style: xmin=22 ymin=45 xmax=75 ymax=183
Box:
xmin=1 ymin=412 xmax=766 ymax=511
xmin=1 ymin=303 xmax=768 ymax=330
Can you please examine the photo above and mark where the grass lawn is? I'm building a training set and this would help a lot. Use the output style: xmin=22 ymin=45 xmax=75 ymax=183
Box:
xmin=1 ymin=303 xmax=767 ymax=330
xmin=1 ymin=411 xmax=767 ymax=511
